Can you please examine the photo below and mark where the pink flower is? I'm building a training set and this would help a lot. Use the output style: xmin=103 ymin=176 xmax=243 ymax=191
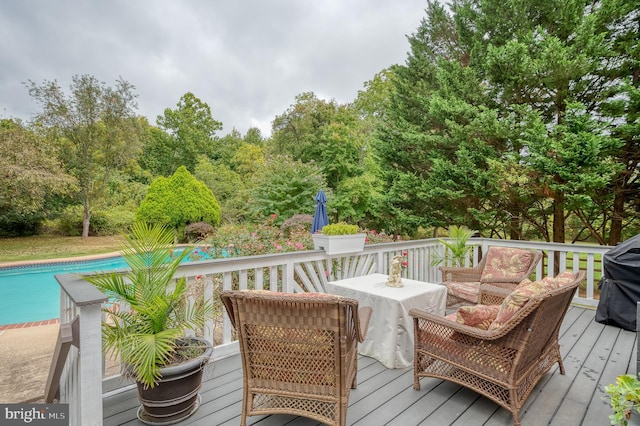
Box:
xmin=295 ymin=242 xmax=304 ymax=249
xmin=324 ymin=270 xmax=330 ymax=277
xmin=270 ymin=214 xmax=277 ymax=219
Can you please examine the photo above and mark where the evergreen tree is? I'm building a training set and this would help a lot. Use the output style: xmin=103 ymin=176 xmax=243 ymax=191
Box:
xmin=376 ymin=0 xmax=632 ymax=243
xmin=136 ymin=166 xmax=221 ymax=237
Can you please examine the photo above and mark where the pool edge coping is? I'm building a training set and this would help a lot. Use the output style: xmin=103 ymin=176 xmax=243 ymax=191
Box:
xmin=0 ymin=318 xmax=60 ymax=331
xmin=0 ymin=251 xmax=122 ymax=269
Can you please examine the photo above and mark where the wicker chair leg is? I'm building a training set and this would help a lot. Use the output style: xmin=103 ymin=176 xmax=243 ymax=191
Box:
xmin=240 ymin=395 xmax=248 ymax=426
xmin=413 ymin=361 xmax=421 ymax=390
xmin=512 ymin=412 xmax=521 ymax=426
xmin=557 ymin=353 xmax=566 ymax=375
xmin=351 ymin=358 xmax=358 ymax=389
xmin=508 ymin=387 xmax=521 ymax=426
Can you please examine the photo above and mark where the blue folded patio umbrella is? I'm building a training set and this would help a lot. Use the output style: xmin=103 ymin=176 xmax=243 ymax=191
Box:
xmin=311 ymin=190 xmax=329 ymax=233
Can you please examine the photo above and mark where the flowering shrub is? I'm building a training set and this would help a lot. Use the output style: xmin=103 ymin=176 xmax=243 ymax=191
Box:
xmin=199 ymin=216 xmax=398 ymax=259
xmin=207 ymin=214 xmax=314 ymax=257
xmin=363 ymin=229 xmax=396 ymax=244
xmin=281 ymin=214 xmax=313 ymax=236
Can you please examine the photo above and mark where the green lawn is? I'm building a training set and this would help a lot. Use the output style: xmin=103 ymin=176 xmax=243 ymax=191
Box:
xmin=0 ymin=235 xmax=125 ymax=263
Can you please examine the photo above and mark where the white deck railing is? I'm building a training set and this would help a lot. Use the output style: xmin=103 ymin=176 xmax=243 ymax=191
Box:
xmin=51 ymin=237 xmax=611 ymax=426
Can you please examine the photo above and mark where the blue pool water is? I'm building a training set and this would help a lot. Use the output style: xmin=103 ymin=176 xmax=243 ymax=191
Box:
xmin=0 ymin=256 xmax=129 ymax=326
xmin=0 ymin=248 xmax=215 ymax=326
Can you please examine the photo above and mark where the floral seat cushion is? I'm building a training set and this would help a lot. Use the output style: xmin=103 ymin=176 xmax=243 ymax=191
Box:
xmin=455 ymin=304 xmax=500 ymax=330
xmin=480 ymin=247 xmax=534 ymax=281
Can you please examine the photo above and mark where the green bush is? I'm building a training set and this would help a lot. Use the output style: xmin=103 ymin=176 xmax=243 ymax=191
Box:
xmin=90 ymin=207 xmax=135 ymax=236
xmin=321 ymin=222 xmax=360 ymax=235
xmin=48 ymin=204 xmax=135 ymax=236
xmin=56 ymin=205 xmax=83 ymax=236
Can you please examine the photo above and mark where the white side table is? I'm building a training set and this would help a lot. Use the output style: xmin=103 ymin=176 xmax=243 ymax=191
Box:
xmin=327 ymin=273 xmax=447 ymax=368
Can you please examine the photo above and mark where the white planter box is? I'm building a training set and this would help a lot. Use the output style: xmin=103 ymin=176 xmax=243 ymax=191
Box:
xmin=312 ymin=233 xmax=366 ymax=255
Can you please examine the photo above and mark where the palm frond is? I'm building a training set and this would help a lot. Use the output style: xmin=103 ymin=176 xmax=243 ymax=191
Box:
xmin=432 ymin=225 xmax=477 ymax=267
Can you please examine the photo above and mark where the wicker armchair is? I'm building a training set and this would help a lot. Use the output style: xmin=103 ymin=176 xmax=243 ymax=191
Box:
xmin=220 ymin=290 xmax=372 ymax=426
xmin=440 ymin=246 xmax=543 ymax=306
xmin=410 ymin=271 xmax=585 ymax=426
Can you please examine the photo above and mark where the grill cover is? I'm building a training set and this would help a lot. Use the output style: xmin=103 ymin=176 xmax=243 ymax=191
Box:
xmin=595 ymin=234 xmax=640 ymax=331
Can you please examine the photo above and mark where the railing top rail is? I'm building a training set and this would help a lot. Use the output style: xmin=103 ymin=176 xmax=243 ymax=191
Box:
xmin=471 ymin=237 xmax=613 ymax=253
xmin=55 ymin=273 xmax=108 ymax=307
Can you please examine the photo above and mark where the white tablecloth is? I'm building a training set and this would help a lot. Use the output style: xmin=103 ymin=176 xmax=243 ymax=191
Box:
xmin=326 ymin=273 xmax=447 ymax=369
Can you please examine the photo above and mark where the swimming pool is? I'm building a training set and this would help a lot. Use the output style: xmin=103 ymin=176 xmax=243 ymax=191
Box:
xmin=0 ymin=257 xmax=129 ymax=325
xmin=0 ymin=248 xmax=214 ymax=326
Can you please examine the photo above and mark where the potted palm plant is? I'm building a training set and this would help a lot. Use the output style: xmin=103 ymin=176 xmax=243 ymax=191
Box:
xmin=605 ymin=374 xmax=640 ymax=426
xmin=85 ymin=222 xmax=215 ymax=424
xmin=312 ymin=222 xmax=366 ymax=255
xmin=431 ymin=225 xmax=477 ymax=267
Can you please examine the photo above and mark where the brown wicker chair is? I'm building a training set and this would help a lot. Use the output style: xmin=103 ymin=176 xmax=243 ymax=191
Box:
xmin=410 ymin=271 xmax=586 ymax=426
xmin=440 ymin=246 xmax=543 ymax=306
xmin=220 ymin=290 xmax=372 ymax=426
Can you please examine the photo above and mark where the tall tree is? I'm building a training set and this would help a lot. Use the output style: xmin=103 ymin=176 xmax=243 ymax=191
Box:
xmin=0 ymin=119 xmax=76 ymax=235
xmin=593 ymin=0 xmax=640 ymax=244
xmin=194 ymin=156 xmax=247 ymax=223
xmin=246 ymin=156 xmax=326 ymax=224
xmin=26 ymin=74 xmax=142 ymax=238
xmin=375 ymin=1 xmax=503 ymax=235
xmin=270 ymin=92 xmax=371 ymax=221
xmin=376 ymin=0 xmax=629 ymax=243
xmin=155 ymin=92 xmax=223 ymax=173
xmin=465 ymin=0 xmax=622 ymax=243
xmin=140 ymin=126 xmax=177 ymax=177
xmin=270 ymin=92 xmax=338 ymax=162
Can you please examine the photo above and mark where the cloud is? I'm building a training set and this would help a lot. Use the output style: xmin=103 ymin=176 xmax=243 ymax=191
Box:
xmin=0 ymin=0 xmax=426 ymax=136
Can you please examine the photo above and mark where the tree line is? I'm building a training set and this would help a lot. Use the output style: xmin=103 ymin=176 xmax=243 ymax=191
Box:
xmin=1 ymin=0 xmax=638 ymax=245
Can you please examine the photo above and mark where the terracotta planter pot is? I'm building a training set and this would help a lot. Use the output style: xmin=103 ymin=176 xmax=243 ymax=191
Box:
xmin=136 ymin=337 xmax=213 ymax=425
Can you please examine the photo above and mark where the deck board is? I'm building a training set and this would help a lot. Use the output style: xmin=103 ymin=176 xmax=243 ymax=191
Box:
xmin=103 ymin=305 xmax=636 ymax=425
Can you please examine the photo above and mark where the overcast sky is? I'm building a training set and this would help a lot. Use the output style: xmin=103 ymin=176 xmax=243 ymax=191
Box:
xmin=0 ymin=1 xmax=427 ymax=137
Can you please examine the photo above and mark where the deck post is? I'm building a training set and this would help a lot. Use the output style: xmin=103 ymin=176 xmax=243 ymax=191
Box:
xmin=55 ymin=273 xmax=108 ymax=426
xmin=76 ymin=301 xmax=105 ymax=426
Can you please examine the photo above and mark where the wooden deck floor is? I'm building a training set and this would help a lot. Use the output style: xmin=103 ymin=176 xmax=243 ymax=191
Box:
xmin=103 ymin=305 xmax=636 ymax=425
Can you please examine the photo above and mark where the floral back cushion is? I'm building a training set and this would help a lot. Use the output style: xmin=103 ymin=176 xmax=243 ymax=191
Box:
xmin=480 ymin=247 xmax=534 ymax=281
xmin=541 ymin=271 xmax=577 ymax=287
xmin=488 ymin=279 xmax=557 ymax=329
